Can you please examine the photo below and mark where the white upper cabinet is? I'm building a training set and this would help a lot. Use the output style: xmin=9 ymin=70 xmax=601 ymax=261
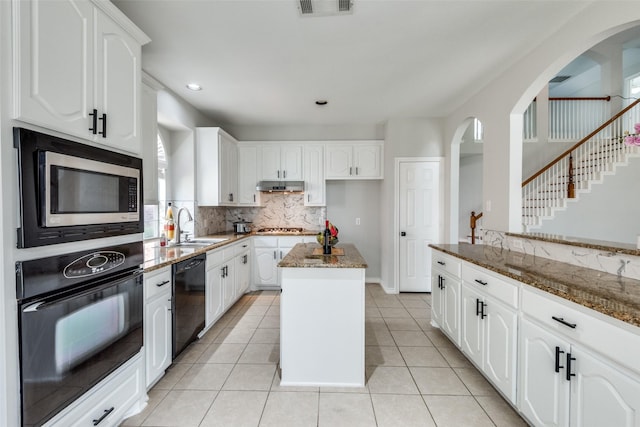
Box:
xmin=13 ymin=0 xmax=149 ymax=154
xmin=325 ymin=142 xmax=383 ymax=179
xmin=260 ymin=143 xmax=303 ymax=180
xmin=237 ymin=144 xmax=261 ymax=206
xmin=303 ymin=144 xmax=325 ymax=206
xmin=196 ymin=127 xmax=239 ymax=206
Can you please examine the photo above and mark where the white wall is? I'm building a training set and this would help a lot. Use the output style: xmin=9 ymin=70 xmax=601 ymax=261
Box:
xmin=381 ymin=118 xmax=444 ymax=292
xmin=326 ymin=181 xmax=382 ymax=281
xmin=537 ymin=155 xmax=640 ymax=244
xmin=459 ymin=154 xmax=483 ymax=242
xmin=444 ymin=5 xmax=640 ymax=240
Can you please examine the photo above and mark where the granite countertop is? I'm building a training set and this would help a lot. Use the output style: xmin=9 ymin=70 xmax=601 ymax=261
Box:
xmin=143 ymin=233 xmax=250 ymax=272
xmin=430 ymin=243 xmax=640 ymax=328
xmin=506 ymin=232 xmax=640 ymax=256
xmin=278 ymin=243 xmax=368 ymax=268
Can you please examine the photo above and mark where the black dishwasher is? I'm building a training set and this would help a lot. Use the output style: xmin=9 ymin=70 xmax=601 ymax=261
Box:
xmin=172 ymin=254 xmax=206 ymax=359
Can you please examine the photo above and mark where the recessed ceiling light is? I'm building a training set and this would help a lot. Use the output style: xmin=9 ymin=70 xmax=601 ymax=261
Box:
xmin=186 ymin=83 xmax=202 ymax=91
xmin=315 ymin=100 xmax=328 ymax=106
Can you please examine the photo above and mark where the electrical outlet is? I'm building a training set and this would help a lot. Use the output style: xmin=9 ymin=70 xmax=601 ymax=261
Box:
xmin=355 ymin=218 xmax=361 ymax=225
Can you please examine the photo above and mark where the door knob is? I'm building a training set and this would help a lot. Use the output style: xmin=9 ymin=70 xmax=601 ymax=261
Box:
xmin=400 ymin=232 xmax=406 ymax=236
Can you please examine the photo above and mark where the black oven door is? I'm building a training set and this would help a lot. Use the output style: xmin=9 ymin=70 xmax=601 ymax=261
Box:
xmin=18 ymin=270 xmax=143 ymax=427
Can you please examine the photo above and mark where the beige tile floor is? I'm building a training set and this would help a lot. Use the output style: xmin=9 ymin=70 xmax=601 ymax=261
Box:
xmin=122 ymin=284 xmax=528 ymax=427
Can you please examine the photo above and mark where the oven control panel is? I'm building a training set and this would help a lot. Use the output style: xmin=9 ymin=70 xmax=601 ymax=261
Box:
xmin=63 ymin=251 xmax=125 ymax=278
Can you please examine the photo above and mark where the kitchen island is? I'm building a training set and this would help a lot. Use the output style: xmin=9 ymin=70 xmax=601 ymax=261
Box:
xmin=278 ymin=243 xmax=367 ymax=387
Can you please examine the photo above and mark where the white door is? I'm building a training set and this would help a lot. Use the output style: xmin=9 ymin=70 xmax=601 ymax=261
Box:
xmin=442 ymin=276 xmax=461 ymax=345
xmin=460 ymin=283 xmax=484 ymax=367
xmin=253 ymin=247 xmax=278 ymax=287
xmin=398 ymin=160 xmax=441 ymax=292
xmin=205 ymin=265 xmax=224 ymax=327
xmin=483 ymin=296 xmax=517 ymax=403
xmin=280 ymin=145 xmax=303 ymax=180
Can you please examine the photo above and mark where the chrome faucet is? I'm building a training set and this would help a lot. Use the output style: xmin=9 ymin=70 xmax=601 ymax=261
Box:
xmin=175 ymin=207 xmax=193 ymax=244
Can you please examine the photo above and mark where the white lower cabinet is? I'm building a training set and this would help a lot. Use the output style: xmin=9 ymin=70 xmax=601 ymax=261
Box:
xmin=461 ymin=264 xmax=518 ymax=403
xmin=236 ymin=247 xmax=251 ymax=296
xmin=432 ymin=248 xmax=640 ymax=427
xmin=253 ymin=236 xmax=306 ymax=289
xmin=518 ymin=286 xmax=640 ymax=427
xmin=144 ymin=267 xmax=172 ymax=389
xmin=431 ymin=265 xmax=461 ymax=346
xmin=206 ymin=253 xmax=224 ymax=328
xmin=46 ymin=353 xmax=144 ymax=427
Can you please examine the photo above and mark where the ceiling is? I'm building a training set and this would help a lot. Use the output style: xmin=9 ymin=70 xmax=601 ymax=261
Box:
xmin=113 ymin=0 xmax=593 ymax=128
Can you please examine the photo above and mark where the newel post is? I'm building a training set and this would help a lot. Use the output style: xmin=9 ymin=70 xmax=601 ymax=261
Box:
xmin=568 ymin=153 xmax=575 ymax=198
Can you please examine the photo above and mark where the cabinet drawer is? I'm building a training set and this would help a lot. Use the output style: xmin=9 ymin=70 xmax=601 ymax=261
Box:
xmin=432 ymin=251 xmax=461 ymax=278
xmin=521 ymin=285 xmax=640 ymax=375
xmin=253 ymin=236 xmax=278 ymax=247
xmin=278 ymin=236 xmax=306 ymax=248
xmin=144 ymin=267 xmax=172 ymax=301
xmin=48 ymin=354 xmax=143 ymax=427
xmin=207 ymin=248 xmax=224 ymax=267
xmin=235 ymin=240 xmax=251 ymax=256
xmin=461 ymin=263 xmax=519 ymax=309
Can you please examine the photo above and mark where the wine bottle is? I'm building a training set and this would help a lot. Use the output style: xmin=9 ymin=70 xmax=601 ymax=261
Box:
xmin=323 ymin=220 xmax=331 ymax=255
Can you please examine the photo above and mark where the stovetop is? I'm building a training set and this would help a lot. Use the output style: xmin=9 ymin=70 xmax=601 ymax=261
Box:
xmin=256 ymin=227 xmax=305 ymax=233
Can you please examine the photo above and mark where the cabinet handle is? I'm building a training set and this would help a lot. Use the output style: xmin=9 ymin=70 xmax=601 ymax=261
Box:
xmin=480 ymin=301 xmax=487 ymax=319
xmin=566 ymin=353 xmax=576 ymax=381
xmin=253 ymin=194 xmax=256 ymax=202
xmin=273 ymin=251 xmax=277 ymax=260
xmin=243 ymin=254 xmax=248 ymax=264
xmin=475 ymin=298 xmax=481 ymax=317
xmin=156 ymin=280 xmax=170 ymax=287
xmin=280 ymin=251 xmax=283 ymax=259
xmin=92 ymin=407 xmax=114 ymax=426
xmin=349 ymin=166 xmax=353 ymax=175
xmin=552 ymin=316 xmax=577 ymax=329
xmin=221 ymin=266 xmax=226 ymax=278
xmin=554 ymin=346 xmax=565 ymax=373
xmin=283 ymin=170 xmax=287 ymax=178
xmin=355 ymin=167 xmax=359 ymax=175
xmin=99 ymin=113 xmax=107 ymax=138
xmin=437 ymin=261 xmax=445 ymax=266
xmin=89 ymin=109 xmax=98 ymax=134
xmin=438 ymin=275 xmax=445 ymax=290
xmin=277 ymin=170 xmax=280 ymax=178
xmin=474 ymin=279 xmax=488 ymax=286
xmin=308 ymin=194 xmax=311 ymax=202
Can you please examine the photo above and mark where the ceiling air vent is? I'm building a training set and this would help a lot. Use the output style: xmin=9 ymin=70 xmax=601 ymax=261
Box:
xmin=550 ymin=75 xmax=571 ymax=83
xmin=298 ymin=0 xmax=354 ymax=16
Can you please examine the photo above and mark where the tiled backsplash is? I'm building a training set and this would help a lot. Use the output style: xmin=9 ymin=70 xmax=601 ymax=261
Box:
xmin=195 ymin=193 xmax=326 ymax=236
xmin=484 ymin=229 xmax=640 ymax=281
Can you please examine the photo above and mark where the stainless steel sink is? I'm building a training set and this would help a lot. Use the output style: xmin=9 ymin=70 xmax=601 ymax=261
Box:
xmin=175 ymin=237 xmax=229 ymax=247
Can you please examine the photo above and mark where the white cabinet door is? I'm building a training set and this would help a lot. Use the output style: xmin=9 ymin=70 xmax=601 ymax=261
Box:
xmin=253 ymin=247 xmax=278 ymax=287
xmin=145 ymin=293 xmax=172 ymax=388
xmin=261 ymin=145 xmax=281 ymax=180
xmin=236 ymin=251 xmax=251 ymax=296
xmin=325 ymin=145 xmax=352 ymax=178
xmin=431 ymin=272 xmax=444 ymax=327
xmin=14 ymin=0 xmax=94 ymax=138
xmin=353 ymin=144 xmax=382 ymax=178
xmin=238 ymin=145 xmax=260 ymax=206
xmin=94 ymin=10 xmax=142 ymax=154
xmin=519 ymin=318 xmax=571 ymax=427
xmin=304 ymin=144 xmax=325 ymax=206
xmin=461 ymin=283 xmax=483 ymax=367
xmin=280 ymin=145 xmax=303 ymax=180
xmin=220 ymin=134 xmax=238 ymax=205
xmin=483 ymin=296 xmax=517 ymax=402
xmin=206 ymin=264 xmax=224 ymax=327
xmin=14 ymin=0 xmax=144 ymax=154
xmin=442 ymin=274 xmax=461 ymax=346
xmin=222 ymin=261 xmax=236 ymax=310
xmin=570 ymin=347 xmax=640 ymax=427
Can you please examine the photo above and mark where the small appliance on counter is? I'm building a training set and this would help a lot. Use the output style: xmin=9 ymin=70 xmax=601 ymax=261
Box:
xmin=233 ymin=219 xmax=252 ymax=234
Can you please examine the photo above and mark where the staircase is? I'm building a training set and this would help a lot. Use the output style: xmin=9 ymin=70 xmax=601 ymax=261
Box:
xmin=522 ymin=98 xmax=640 ymax=231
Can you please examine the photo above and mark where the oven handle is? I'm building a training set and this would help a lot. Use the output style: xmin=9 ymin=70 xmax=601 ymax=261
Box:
xmin=22 ymin=269 xmax=143 ymax=313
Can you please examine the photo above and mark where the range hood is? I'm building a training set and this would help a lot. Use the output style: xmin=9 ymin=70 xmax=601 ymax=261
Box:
xmin=256 ymin=181 xmax=305 ymax=192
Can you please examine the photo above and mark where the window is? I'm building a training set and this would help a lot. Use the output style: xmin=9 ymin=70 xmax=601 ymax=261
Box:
xmin=474 ymin=118 xmax=484 ymax=142
xmin=143 ymin=133 xmax=168 ymax=239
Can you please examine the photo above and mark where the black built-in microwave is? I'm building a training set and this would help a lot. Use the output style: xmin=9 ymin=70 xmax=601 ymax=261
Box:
xmin=14 ymin=127 xmax=143 ymax=248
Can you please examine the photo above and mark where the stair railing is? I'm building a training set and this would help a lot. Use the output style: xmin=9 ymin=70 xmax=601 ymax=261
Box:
xmin=522 ymin=98 xmax=640 ymax=229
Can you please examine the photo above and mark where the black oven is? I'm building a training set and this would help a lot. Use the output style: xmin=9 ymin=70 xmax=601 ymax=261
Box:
xmin=14 ymin=127 xmax=143 ymax=248
xmin=16 ymin=242 xmax=144 ymax=427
